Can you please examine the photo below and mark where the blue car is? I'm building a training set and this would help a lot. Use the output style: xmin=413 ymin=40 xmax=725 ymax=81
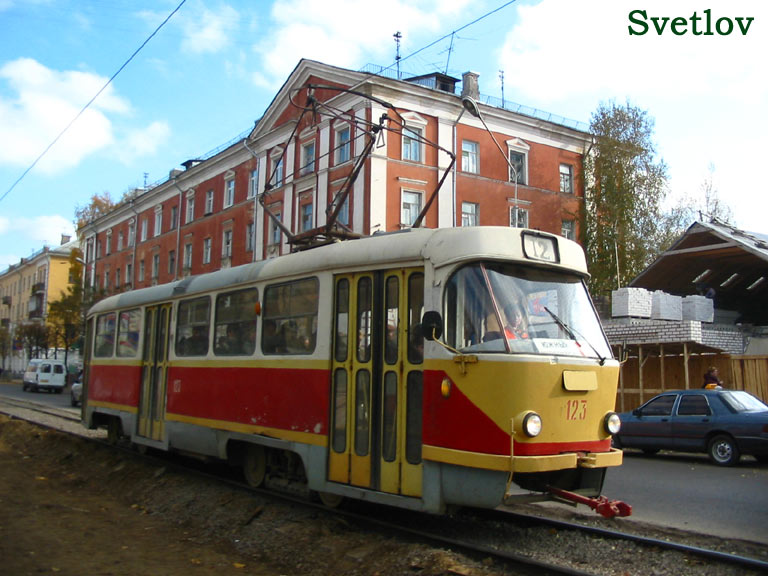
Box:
xmin=615 ymin=389 xmax=768 ymax=466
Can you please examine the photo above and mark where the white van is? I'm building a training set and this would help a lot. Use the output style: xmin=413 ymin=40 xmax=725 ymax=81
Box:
xmin=22 ymin=359 xmax=67 ymax=393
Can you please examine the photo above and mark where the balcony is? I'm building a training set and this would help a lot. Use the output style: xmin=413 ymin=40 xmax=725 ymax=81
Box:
xmin=1 ymin=318 xmax=9 ymax=327
xmin=28 ymin=309 xmax=43 ymax=320
xmin=32 ymin=282 xmax=45 ymax=294
xmin=1 ymin=296 xmax=10 ymax=306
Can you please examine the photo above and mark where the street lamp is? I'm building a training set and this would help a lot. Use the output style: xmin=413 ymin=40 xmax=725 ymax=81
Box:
xmin=460 ymin=96 xmax=521 ymax=228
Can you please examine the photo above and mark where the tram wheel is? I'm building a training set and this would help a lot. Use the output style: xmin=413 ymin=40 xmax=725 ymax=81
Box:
xmin=317 ymin=491 xmax=345 ymax=508
xmin=243 ymin=445 xmax=266 ymax=488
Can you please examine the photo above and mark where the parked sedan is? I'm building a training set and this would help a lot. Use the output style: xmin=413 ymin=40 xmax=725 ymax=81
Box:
xmin=615 ymin=389 xmax=768 ymax=466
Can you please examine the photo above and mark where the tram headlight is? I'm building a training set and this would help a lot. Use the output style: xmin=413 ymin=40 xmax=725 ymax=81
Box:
xmin=604 ymin=412 xmax=621 ymax=435
xmin=522 ymin=412 xmax=542 ymax=438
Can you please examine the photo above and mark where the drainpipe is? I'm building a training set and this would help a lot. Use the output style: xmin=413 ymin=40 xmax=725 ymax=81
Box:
xmin=170 ymin=178 xmax=184 ymax=280
xmin=129 ymin=200 xmax=138 ymax=288
xmin=452 ymin=106 xmax=468 ymax=228
xmin=243 ymin=139 xmax=260 ymax=263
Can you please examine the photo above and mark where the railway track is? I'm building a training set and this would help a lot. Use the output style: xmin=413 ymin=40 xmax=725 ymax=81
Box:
xmin=2 ymin=396 xmax=767 ymax=576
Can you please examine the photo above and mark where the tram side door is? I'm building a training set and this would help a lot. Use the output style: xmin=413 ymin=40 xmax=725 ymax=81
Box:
xmin=328 ymin=269 xmax=424 ymax=497
xmin=138 ymin=304 xmax=171 ymax=441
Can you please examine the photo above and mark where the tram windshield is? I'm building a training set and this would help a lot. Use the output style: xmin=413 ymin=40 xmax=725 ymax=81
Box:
xmin=444 ymin=262 xmax=612 ymax=360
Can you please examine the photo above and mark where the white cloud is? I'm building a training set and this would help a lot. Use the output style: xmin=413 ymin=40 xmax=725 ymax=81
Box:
xmin=180 ymin=4 xmax=240 ymax=54
xmin=250 ymin=0 xmax=471 ymax=88
xmin=114 ymin=121 xmax=171 ymax=164
xmin=0 ymin=213 xmax=75 ymax=269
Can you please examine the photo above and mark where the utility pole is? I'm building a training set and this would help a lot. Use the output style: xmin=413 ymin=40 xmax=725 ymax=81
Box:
xmin=393 ymin=31 xmax=402 ymax=79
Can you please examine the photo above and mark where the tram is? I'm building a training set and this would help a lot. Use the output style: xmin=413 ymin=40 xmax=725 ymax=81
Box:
xmin=81 ymin=226 xmax=626 ymax=515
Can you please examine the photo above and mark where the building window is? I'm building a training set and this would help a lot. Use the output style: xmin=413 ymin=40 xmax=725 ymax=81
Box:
xmin=170 ymin=205 xmax=178 ymax=229
xmin=301 ymin=202 xmax=313 ymax=232
xmin=205 ymin=190 xmax=214 ymax=214
xmin=154 ymin=206 xmax=162 ymax=237
xmin=126 ymin=263 xmax=132 ymax=286
xmin=140 ymin=218 xmax=147 ymax=242
xmin=401 ymin=191 xmax=422 ymax=227
xmin=270 ymin=155 xmax=284 ymax=188
xmin=560 ymin=163 xmax=573 ymax=194
xmin=561 ymin=220 xmax=575 ymax=240
xmin=222 ymin=230 xmax=233 ymax=258
xmin=105 ymin=231 xmax=112 ymax=255
xmin=249 ymin=168 xmax=259 ymax=198
xmin=183 ymin=243 xmax=193 ymax=269
xmin=104 ymin=270 xmax=110 ymax=290
xmin=139 ymin=260 xmax=145 ymax=282
xmin=269 ymin=210 xmax=282 ymax=246
xmin=117 ymin=231 xmax=124 ymax=251
xmin=96 ymin=240 xmax=102 ymax=259
xmin=203 ymin=238 xmax=212 ymax=264
xmin=510 ymin=206 xmax=529 ymax=228
xmin=508 ymin=151 xmax=526 ymax=184
xmin=462 ymin=140 xmax=478 ymax=173
xmin=152 ymin=254 xmax=160 ymax=279
xmin=402 ymin=126 xmax=423 ymax=163
xmin=337 ymin=195 xmax=349 ymax=225
xmin=128 ymin=221 xmax=135 ymax=247
xmin=336 ymin=125 xmax=351 ymax=164
xmin=246 ymin=222 xmax=255 ymax=252
xmin=224 ymin=179 xmax=235 ymax=208
xmin=461 ymin=202 xmax=478 ymax=226
xmin=168 ymin=250 xmax=176 ymax=274
xmin=186 ymin=192 xmax=195 ymax=223
xmin=300 ymin=141 xmax=315 ymax=176
xmin=115 ymin=268 xmax=121 ymax=288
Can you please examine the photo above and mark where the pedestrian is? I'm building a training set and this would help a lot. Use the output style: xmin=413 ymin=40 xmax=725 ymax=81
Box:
xmin=702 ymin=366 xmax=723 ymax=389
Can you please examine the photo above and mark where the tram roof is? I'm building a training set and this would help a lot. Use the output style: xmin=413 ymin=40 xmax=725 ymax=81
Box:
xmin=88 ymin=227 xmax=587 ymax=315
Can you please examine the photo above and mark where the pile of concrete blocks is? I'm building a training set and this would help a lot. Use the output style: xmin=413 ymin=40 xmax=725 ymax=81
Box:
xmin=682 ymin=295 xmax=714 ymax=323
xmin=651 ymin=291 xmax=682 ymax=321
xmin=611 ymin=287 xmax=652 ymax=318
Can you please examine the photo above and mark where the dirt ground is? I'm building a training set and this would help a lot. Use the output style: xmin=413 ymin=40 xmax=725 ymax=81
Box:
xmin=0 ymin=414 xmax=503 ymax=576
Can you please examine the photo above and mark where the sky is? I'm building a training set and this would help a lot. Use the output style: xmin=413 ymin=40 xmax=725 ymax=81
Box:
xmin=1 ymin=0 xmax=766 ymax=271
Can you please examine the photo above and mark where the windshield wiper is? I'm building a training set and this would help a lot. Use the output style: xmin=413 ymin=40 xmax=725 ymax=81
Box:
xmin=543 ymin=306 xmax=606 ymax=365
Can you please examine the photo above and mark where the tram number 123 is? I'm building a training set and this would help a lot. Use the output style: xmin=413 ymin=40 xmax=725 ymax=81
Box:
xmin=565 ymin=399 xmax=588 ymax=420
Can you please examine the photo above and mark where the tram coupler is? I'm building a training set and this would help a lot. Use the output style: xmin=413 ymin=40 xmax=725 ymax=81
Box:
xmin=546 ymin=486 xmax=632 ymax=518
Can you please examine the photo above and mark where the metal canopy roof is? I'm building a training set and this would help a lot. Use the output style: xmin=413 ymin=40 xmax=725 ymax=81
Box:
xmin=630 ymin=220 xmax=768 ymax=325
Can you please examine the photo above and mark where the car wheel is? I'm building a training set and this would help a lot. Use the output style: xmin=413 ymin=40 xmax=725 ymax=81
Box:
xmin=22 ymin=383 xmax=28 ymax=392
xmin=708 ymin=434 xmax=740 ymax=466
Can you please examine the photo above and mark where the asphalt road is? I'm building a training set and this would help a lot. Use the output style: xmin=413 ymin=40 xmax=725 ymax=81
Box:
xmin=3 ymin=380 xmax=767 ymax=545
xmin=604 ymin=449 xmax=768 ymax=545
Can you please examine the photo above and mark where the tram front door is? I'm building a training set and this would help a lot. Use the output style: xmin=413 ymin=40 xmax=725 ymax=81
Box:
xmin=137 ymin=304 xmax=171 ymax=441
xmin=328 ymin=269 xmax=425 ymax=498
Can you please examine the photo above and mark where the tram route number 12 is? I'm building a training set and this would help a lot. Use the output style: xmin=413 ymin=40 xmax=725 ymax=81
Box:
xmin=566 ymin=399 xmax=587 ymax=420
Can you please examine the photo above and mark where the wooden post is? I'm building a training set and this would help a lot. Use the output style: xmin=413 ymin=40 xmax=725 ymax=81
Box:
xmin=683 ymin=342 xmax=690 ymax=390
xmin=619 ymin=345 xmax=625 ymax=412
xmin=660 ymin=344 xmax=665 ymax=391
xmin=638 ymin=345 xmax=644 ymax=404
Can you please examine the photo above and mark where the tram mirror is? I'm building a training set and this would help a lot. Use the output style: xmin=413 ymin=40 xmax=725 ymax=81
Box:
xmin=421 ymin=311 xmax=443 ymax=341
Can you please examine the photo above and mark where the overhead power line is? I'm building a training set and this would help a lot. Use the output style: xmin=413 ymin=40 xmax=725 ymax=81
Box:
xmin=0 ymin=0 xmax=187 ymax=206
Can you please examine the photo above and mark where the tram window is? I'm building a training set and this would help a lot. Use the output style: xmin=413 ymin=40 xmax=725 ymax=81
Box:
xmin=382 ymin=372 xmax=397 ymax=462
xmin=356 ymin=277 xmax=372 ymax=363
xmin=94 ymin=313 xmax=116 ymax=357
xmin=405 ymin=372 xmax=423 ymax=465
xmin=176 ymin=297 xmax=211 ymax=356
xmin=334 ymin=279 xmax=350 ymax=363
xmin=355 ymin=370 xmax=371 ymax=456
xmin=262 ymin=277 xmax=318 ymax=354
xmin=407 ymin=273 xmax=424 ymax=364
xmin=214 ymin=288 xmax=258 ymax=356
xmin=384 ymin=276 xmax=399 ymax=365
xmin=117 ymin=309 xmax=141 ymax=357
xmin=332 ymin=369 xmax=347 ymax=453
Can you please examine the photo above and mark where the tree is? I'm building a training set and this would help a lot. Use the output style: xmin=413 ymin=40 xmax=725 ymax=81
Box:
xmin=16 ymin=322 xmax=49 ymax=359
xmin=0 ymin=324 xmax=10 ymax=375
xmin=584 ymin=100 xmax=669 ymax=297
xmin=75 ymin=191 xmax=116 ymax=230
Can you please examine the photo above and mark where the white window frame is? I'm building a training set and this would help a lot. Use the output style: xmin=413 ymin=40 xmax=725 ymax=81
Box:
xmin=301 ymin=201 xmax=313 ymax=232
xmin=105 ymin=230 xmax=112 ymax=255
xmin=170 ymin=205 xmax=178 ymax=229
xmin=117 ymin=231 xmax=123 ymax=251
xmin=224 ymin=177 xmax=235 ymax=208
xmin=128 ymin=220 xmax=136 ymax=247
xmin=185 ymin=191 xmax=195 ymax=223
xmin=140 ymin=218 xmax=148 ymax=242
xmin=205 ymin=190 xmax=214 ymax=214
xmin=510 ymin=206 xmax=529 ymax=228
xmin=506 ymin=138 xmax=530 ymax=185
xmin=222 ymin=229 xmax=233 ymax=258
xmin=183 ymin=243 xmax=193 ymax=269
xmin=461 ymin=202 xmax=479 ymax=226
xmin=560 ymin=163 xmax=574 ymax=194
xmin=269 ymin=152 xmax=284 ymax=188
xmin=401 ymin=190 xmax=423 ymax=228
xmin=268 ymin=208 xmax=282 ymax=246
xmin=246 ymin=222 xmax=255 ymax=252
xmin=300 ymin=141 xmax=316 ymax=176
xmin=203 ymin=238 xmax=212 ymax=264
xmin=461 ymin=140 xmax=478 ymax=173
xmin=139 ymin=260 xmax=145 ymax=282
xmin=152 ymin=253 xmax=160 ymax=279
xmin=154 ymin=206 xmax=162 ymax=237
xmin=335 ymin=124 xmax=351 ymax=165
xmin=561 ymin=220 xmax=575 ymax=240
xmin=168 ymin=250 xmax=176 ymax=274
xmin=249 ymin=168 xmax=259 ymax=198
xmin=402 ymin=126 xmax=423 ymax=163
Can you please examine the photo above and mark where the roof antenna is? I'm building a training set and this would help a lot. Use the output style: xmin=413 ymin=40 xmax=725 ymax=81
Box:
xmin=393 ymin=31 xmax=402 ymax=79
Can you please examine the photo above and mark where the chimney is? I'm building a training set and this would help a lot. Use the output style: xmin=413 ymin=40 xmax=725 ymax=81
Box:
xmin=461 ymin=71 xmax=480 ymax=101
xmin=60 ymin=234 xmax=71 ymax=245
xmin=169 ymin=168 xmax=183 ymax=180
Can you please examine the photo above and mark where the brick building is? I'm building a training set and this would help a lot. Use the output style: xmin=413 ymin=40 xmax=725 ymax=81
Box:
xmin=78 ymin=59 xmax=591 ymax=294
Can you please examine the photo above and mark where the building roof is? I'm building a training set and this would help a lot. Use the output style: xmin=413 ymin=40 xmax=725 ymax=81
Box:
xmin=630 ymin=220 xmax=768 ymax=325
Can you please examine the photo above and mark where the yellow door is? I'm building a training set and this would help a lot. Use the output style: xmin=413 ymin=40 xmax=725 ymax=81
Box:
xmin=328 ymin=270 xmax=424 ymax=498
xmin=138 ymin=304 xmax=171 ymax=441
